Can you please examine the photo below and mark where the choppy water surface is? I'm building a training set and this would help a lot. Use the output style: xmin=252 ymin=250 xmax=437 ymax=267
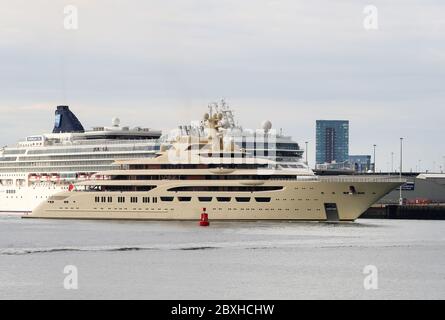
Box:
xmin=0 ymin=215 xmax=444 ymax=299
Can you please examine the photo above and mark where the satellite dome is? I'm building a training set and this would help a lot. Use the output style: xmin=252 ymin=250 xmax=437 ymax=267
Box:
xmin=261 ymin=120 xmax=272 ymax=132
xmin=220 ymin=119 xmax=229 ymax=129
xmin=112 ymin=117 xmax=120 ymax=127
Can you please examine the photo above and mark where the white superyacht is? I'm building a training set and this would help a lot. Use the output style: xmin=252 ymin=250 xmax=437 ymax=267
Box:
xmin=29 ymin=112 xmax=403 ymax=221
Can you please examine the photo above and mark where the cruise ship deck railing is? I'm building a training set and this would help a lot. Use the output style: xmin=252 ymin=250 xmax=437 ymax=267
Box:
xmin=46 ymin=138 xmax=165 ymax=147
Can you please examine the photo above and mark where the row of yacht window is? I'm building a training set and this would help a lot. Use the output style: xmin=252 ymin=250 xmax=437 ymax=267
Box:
xmin=112 ymin=175 xmax=300 ymax=181
xmin=94 ymin=186 xmax=285 ymax=192
xmin=93 ymin=196 xmax=272 ymax=204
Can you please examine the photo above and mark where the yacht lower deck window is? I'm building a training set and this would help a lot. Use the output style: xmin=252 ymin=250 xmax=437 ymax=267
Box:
xmin=217 ymin=197 xmax=231 ymax=202
xmin=255 ymin=197 xmax=271 ymax=203
xmin=235 ymin=197 xmax=251 ymax=202
xmin=178 ymin=197 xmax=192 ymax=202
xmin=198 ymin=197 xmax=212 ymax=202
xmin=103 ymin=185 xmax=157 ymax=192
xmin=167 ymin=186 xmax=283 ymax=192
xmin=161 ymin=197 xmax=174 ymax=202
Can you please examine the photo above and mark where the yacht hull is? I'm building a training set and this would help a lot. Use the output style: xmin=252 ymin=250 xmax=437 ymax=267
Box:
xmin=27 ymin=179 xmax=402 ymax=221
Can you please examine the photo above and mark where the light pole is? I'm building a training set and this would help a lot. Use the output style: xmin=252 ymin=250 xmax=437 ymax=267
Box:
xmin=442 ymin=156 xmax=445 ymax=173
xmin=399 ymin=138 xmax=403 ymax=205
xmin=305 ymin=141 xmax=308 ymax=165
xmin=373 ymin=144 xmax=377 ymax=173
xmin=391 ymin=152 xmax=394 ymax=173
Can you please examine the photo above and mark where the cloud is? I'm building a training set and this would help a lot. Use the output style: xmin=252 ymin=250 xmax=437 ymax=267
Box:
xmin=0 ymin=0 xmax=444 ymax=170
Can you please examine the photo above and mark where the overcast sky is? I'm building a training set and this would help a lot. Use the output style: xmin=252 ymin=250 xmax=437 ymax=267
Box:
xmin=0 ymin=0 xmax=444 ymax=171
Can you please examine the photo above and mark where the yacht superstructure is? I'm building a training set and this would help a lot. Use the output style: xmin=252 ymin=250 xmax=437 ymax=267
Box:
xmin=29 ymin=112 xmax=403 ymax=221
xmin=0 ymin=106 xmax=162 ymax=212
xmin=176 ymin=99 xmax=305 ymax=167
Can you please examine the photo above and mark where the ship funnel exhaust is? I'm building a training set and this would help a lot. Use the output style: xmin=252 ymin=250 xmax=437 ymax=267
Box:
xmin=52 ymin=106 xmax=85 ymax=133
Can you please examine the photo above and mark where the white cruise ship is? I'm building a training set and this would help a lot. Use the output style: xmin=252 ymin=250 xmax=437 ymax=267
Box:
xmin=0 ymin=106 xmax=162 ymax=213
xmin=0 ymin=102 xmax=306 ymax=213
xmin=29 ymin=112 xmax=403 ymax=221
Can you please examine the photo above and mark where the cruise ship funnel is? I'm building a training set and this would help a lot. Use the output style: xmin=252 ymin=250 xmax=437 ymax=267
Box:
xmin=52 ymin=105 xmax=85 ymax=133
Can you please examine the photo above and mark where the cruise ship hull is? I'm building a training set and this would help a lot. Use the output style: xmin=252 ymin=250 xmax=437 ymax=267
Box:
xmin=0 ymin=179 xmax=66 ymax=213
xmin=27 ymin=180 xmax=401 ymax=221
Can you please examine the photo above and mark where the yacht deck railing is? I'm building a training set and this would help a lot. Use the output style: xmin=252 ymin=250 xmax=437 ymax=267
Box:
xmin=317 ymin=176 xmax=405 ymax=183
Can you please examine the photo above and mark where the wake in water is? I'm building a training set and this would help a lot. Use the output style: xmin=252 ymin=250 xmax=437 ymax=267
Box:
xmin=0 ymin=244 xmax=221 ymax=256
xmin=1 ymin=239 xmax=421 ymax=255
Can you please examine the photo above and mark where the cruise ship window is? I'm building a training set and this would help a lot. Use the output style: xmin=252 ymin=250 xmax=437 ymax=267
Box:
xmin=130 ymin=197 xmax=138 ymax=203
xmin=152 ymin=197 xmax=157 ymax=203
xmin=198 ymin=197 xmax=212 ymax=202
xmin=142 ymin=197 xmax=150 ymax=203
xmin=178 ymin=197 xmax=192 ymax=202
xmin=101 ymin=196 xmax=106 ymax=203
xmin=107 ymin=197 xmax=112 ymax=203
xmin=161 ymin=197 xmax=174 ymax=202
xmin=235 ymin=197 xmax=251 ymax=202
xmin=217 ymin=197 xmax=231 ymax=202
xmin=255 ymin=197 xmax=271 ymax=203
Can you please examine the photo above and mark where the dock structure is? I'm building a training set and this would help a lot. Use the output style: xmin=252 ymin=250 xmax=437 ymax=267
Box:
xmin=363 ymin=204 xmax=445 ymax=220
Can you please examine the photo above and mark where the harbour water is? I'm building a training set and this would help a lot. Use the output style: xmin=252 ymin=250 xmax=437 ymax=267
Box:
xmin=0 ymin=215 xmax=444 ymax=300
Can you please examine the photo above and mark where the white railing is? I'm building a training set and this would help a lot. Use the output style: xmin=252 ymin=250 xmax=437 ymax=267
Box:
xmin=66 ymin=138 xmax=164 ymax=146
xmin=318 ymin=176 xmax=405 ymax=183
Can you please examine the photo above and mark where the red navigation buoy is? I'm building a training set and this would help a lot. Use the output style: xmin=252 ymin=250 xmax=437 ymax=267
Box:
xmin=199 ymin=208 xmax=209 ymax=227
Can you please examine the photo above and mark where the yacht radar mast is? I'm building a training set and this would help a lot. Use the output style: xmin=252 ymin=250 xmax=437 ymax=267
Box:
xmin=208 ymin=99 xmax=239 ymax=131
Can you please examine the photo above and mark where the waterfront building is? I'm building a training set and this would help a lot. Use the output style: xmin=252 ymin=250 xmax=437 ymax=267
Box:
xmin=349 ymin=155 xmax=372 ymax=173
xmin=315 ymin=120 xmax=349 ymax=165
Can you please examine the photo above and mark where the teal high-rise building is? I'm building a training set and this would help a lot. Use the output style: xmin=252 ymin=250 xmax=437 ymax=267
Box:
xmin=316 ymin=120 xmax=349 ymax=164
